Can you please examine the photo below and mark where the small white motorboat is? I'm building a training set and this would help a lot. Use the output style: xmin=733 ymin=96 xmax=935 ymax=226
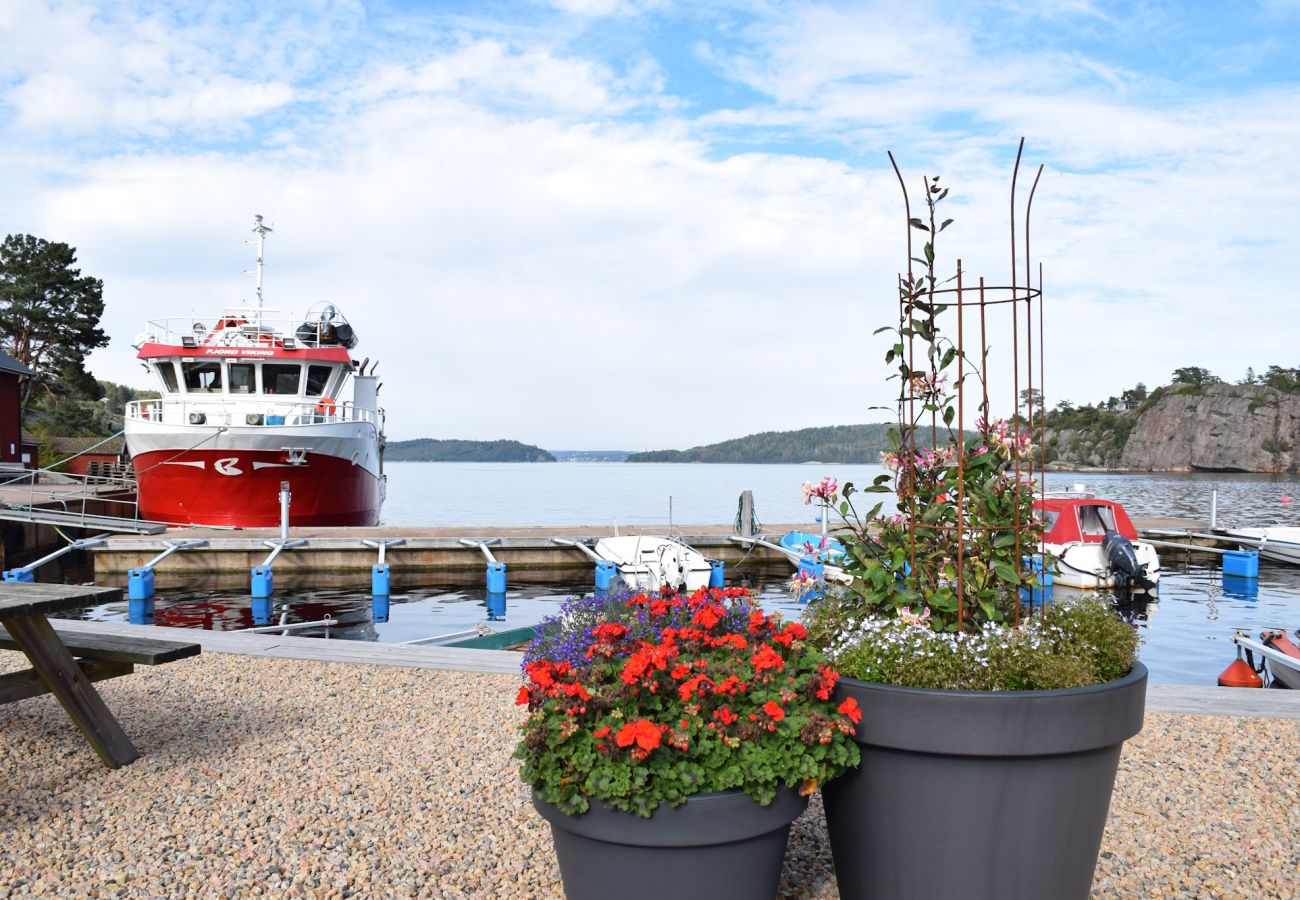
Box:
xmin=1224 ymin=526 xmax=1300 ymax=567
xmin=1035 ymin=490 xmax=1160 ymax=593
xmin=592 ymin=535 xmax=714 ymax=593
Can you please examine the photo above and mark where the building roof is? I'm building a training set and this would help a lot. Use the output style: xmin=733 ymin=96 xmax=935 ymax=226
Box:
xmin=0 ymin=350 xmax=34 ymax=377
xmin=46 ymin=435 xmax=126 ymax=456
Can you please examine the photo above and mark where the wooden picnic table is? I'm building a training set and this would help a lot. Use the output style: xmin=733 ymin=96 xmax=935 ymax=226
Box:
xmin=0 ymin=582 xmax=198 ymax=768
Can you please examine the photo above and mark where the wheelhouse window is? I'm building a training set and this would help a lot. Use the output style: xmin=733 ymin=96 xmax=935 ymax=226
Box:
xmin=305 ymin=365 xmax=333 ymax=397
xmin=1079 ymin=505 xmax=1117 ymax=536
xmin=183 ymin=361 xmax=222 ymax=393
xmin=156 ymin=361 xmax=179 ymax=393
xmin=263 ymin=363 xmax=301 ymax=395
xmin=228 ymin=363 xmax=256 ymax=394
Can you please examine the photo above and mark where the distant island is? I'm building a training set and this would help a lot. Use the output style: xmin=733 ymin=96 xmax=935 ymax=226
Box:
xmin=386 ymin=438 xmax=555 ymax=462
xmin=626 ymin=424 xmax=894 ymax=464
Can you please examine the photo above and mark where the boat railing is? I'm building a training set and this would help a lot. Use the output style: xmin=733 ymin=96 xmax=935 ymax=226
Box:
xmin=136 ymin=311 xmax=352 ymax=349
xmin=126 ymin=398 xmax=381 ymax=428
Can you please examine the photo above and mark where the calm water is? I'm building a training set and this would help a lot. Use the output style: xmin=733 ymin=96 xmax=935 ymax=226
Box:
xmin=69 ymin=462 xmax=1300 ymax=686
xmin=379 ymin=461 xmax=1300 ymax=528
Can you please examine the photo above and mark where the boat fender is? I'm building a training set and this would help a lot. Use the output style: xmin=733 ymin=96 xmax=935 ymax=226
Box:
xmin=1217 ymin=657 xmax=1263 ymax=688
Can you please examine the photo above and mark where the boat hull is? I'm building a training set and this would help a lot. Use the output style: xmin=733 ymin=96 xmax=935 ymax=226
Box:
xmin=131 ymin=447 xmax=384 ymax=527
xmin=594 ymin=536 xmax=713 ymax=592
xmin=1045 ymin=541 xmax=1161 ymax=591
xmin=1226 ymin=528 xmax=1300 ymax=567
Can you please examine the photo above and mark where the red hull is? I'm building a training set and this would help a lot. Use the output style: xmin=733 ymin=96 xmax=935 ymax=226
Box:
xmin=134 ymin=449 xmax=383 ymax=527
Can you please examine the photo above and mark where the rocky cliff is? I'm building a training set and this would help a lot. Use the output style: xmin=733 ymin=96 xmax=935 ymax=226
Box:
xmin=1118 ymin=385 xmax=1300 ymax=472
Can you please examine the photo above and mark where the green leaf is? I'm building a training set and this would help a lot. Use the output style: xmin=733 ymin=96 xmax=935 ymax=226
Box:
xmin=923 ymin=242 xmax=934 ymax=265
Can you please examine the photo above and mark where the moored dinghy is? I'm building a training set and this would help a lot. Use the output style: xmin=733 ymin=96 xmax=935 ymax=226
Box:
xmin=1224 ymin=526 xmax=1300 ymax=567
xmin=592 ymin=535 xmax=713 ymax=592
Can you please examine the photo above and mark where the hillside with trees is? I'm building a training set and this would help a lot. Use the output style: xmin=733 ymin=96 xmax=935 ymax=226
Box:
xmin=1041 ymin=365 xmax=1300 ymax=471
xmin=387 ymin=439 xmax=555 ymax=462
xmin=626 ymin=424 xmax=894 ymax=463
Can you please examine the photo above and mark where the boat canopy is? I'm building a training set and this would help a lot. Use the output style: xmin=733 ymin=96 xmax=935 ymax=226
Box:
xmin=1034 ymin=498 xmax=1138 ymax=544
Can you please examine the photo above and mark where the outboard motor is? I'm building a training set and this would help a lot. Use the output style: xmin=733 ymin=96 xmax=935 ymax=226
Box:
xmin=1102 ymin=529 xmax=1155 ymax=600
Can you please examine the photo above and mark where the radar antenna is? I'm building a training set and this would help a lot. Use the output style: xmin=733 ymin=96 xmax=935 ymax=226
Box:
xmin=249 ymin=214 xmax=273 ymax=318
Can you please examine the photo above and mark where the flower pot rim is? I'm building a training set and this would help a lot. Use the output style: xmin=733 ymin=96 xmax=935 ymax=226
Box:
xmin=836 ymin=660 xmax=1147 ymax=699
xmin=532 ymin=785 xmax=809 ymax=847
xmin=835 ymin=662 xmax=1147 ymax=756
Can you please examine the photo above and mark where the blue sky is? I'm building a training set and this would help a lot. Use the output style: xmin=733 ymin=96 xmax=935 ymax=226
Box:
xmin=2 ymin=1 xmax=1298 ymax=448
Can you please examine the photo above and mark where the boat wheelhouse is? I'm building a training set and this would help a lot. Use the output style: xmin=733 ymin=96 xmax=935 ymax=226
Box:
xmin=124 ymin=217 xmax=386 ymax=527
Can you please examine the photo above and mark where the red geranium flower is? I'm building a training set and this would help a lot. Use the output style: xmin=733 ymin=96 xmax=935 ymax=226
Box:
xmin=838 ymin=696 xmax=862 ymax=725
xmin=616 ymin=719 xmax=662 ymax=752
xmin=763 ymin=700 xmax=785 ymax=722
xmin=515 ymin=685 xmax=531 ymax=706
xmin=751 ymin=644 xmax=785 ymax=673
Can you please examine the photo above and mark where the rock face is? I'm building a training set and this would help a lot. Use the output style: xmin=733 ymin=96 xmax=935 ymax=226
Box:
xmin=1119 ymin=385 xmax=1300 ymax=472
xmin=1049 ymin=426 xmax=1129 ymax=469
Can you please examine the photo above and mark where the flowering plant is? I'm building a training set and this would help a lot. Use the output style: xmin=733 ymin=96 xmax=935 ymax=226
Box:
xmin=515 ymin=587 xmax=861 ymax=817
xmin=810 ymin=593 xmax=1138 ymax=691
xmin=801 ymin=163 xmax=1138 ymax=690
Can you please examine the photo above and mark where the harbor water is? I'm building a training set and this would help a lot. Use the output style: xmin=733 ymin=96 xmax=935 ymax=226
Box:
xmin=64 ymin=462 xmax=1300 ymax=686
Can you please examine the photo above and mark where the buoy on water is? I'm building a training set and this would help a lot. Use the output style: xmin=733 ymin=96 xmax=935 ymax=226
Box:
xmin=1217 ymin=657 xmax=1263 ymax=688
xmin=1282 ymin=496 xmax=1293 ymax=504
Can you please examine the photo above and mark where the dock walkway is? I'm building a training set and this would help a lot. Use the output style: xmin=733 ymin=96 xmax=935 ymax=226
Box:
xmin=49 ymin=619 xmax=1300 ymax=719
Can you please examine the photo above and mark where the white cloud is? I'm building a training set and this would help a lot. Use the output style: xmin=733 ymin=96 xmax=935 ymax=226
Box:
xmin=2 ymin=0 xmax=1298 ymax=448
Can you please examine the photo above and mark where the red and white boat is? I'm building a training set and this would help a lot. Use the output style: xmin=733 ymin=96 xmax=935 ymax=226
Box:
xmin=1034 ymin=488 xmax=1160 ymax=593
xmin=124 ymin=217 xmax=386 ymax=527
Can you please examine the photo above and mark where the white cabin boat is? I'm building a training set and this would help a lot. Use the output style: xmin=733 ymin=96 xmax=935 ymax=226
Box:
xmin=592 ymin=536 xmax=713 ymax=593
xmin=1226 ymin=526 xmax=1300 ymax=567
xmin=123 ymin=217 xmax=386 ymax=527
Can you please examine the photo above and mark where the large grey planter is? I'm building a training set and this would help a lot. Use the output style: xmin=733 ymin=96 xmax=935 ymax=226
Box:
xmin=533 ymin=787 xmax=807 ymax=900
xmin=823 ymin=663 xmax=1147 ymax=900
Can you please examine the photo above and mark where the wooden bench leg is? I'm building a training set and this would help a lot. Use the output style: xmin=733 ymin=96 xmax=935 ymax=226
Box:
xmin=4 ymin=614 xmax=140 ymax=768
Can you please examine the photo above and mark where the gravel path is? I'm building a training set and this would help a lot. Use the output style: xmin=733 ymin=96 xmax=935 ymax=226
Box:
xmin=0 ymin=654 xmax=1295 ymax=898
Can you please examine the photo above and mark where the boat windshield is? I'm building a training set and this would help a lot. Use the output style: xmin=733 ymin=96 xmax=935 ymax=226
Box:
xmin=305 ymin=365 xmax=332 ymax=397
xmin=229 ymin=363 xmax=256 ymax=394
xmin=1036 ymin=508 xmax=1061 ymax=532
xmin=183 ymin=361 xmax=222 ymax=393
xmin=1079 ymin=504 xmax=1117 ymax=536
xmin=156 ymin=361 xmax=178 ymax=393
xmin=264 ymin=363 xmax=301 ymax=395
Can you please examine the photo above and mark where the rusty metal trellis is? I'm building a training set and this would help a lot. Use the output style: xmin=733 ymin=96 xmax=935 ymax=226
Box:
xmin=888 ymin=139 xmax=1046 ymax=629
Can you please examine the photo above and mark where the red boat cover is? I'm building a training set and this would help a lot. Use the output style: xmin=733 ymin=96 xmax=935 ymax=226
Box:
xmin=1033 ymin=498 xmax=1138 ymax=544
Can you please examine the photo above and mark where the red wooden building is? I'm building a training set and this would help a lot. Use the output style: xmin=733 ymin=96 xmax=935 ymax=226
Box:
xmin=0 ymin=350 xmax=34 ymax=468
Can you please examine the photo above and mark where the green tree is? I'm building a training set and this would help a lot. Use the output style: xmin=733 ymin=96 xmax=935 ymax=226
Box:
xmin=0 ymin=234 xmax=107 ymax=417
xmin=1262 ymin=365 xmax=1299 ymax=393
xmin=1170 ymin=366 xmax=1221 ymax=388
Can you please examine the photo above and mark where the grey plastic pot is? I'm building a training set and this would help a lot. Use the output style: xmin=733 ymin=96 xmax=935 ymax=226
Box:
xmin=533 ymin=787 xmax=807 ymax=900
xmin=823 ymin=663 xmax=1147 ymax=900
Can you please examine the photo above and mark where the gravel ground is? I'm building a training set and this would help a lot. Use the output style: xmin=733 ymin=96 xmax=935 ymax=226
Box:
xmin=0 ymin=654 xmax=1296 ymax=898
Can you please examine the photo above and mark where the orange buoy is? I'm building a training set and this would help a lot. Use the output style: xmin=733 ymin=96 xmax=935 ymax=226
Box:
xmin=1282 ymin=496 xmax=1293 ymax=504
xmin=1217 ymin=658 xmax=1263 ymax=688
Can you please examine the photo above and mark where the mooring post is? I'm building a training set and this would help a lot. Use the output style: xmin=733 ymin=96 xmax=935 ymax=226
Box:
xmin=709 ymin=559 xmax=726 ymax=588
xmin=128 ymin=539 xmax=209 ymax=600
xmin=739 ymin=490 xmax=755 ymax=538
xmin=362 ymin=538 xmax=406 ymax=596
xmin=3 ymin=536 xmax=107 ymax=582
xmin=459 ymin=538 xmax=506 ymax=596
xmin=280 ymin=480 xmax=291 ymax=542
xmin=1210 ymin=488 xmax=1218 ymax=530
xmin=486 ymin=591 xmax=507 ymax=621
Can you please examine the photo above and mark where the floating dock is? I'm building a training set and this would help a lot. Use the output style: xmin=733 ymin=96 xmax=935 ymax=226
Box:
xmin=92 ymin=523 xmax=805 ymax=590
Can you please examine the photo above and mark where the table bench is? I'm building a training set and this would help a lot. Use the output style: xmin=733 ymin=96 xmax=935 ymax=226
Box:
xmin=0 ymin=583 xmax=201 ymax=768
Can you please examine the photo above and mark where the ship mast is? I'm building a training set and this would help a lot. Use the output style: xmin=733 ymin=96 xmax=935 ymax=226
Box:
xmin=250 ymin=214 xmax=273 ymax=319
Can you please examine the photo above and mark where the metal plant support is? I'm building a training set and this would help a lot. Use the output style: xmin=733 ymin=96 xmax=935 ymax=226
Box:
xmin=888 ymin=139 xmax=1045 ymax=628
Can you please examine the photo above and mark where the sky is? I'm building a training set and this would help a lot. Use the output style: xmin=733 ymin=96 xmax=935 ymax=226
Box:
xmin=2 ymin=0 xmax=1298 ymax=450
